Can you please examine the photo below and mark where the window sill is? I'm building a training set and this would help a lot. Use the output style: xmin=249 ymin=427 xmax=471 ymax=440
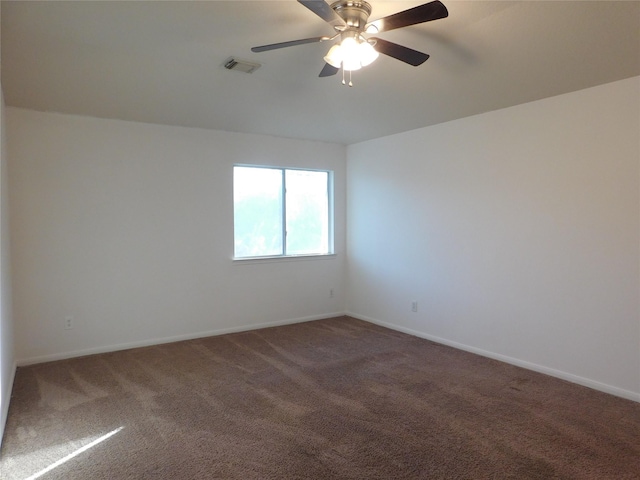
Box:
xmin=232 ymin=253 xmax=337 ymax=265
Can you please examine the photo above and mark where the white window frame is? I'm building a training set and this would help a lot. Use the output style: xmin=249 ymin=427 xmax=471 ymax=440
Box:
xmin=232 ymin=165 xmax=335 ymax=261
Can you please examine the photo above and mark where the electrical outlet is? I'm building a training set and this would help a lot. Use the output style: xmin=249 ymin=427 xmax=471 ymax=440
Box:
xmin=64 ymin=316 xmax=73 ymax=330
xmin=329 ymin=288 xmax=334 ymax=298
xmin=411 ymin=301 xmax=418 ymax=313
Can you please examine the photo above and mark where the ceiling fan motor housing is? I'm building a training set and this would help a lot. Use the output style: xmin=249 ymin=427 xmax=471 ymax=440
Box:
xmin=330 ymin=1 xmax=372 ymax=30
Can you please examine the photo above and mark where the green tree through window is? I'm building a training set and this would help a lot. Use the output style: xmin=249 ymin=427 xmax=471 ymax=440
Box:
xmin=234 ymin=166 xmax=332 ymax=258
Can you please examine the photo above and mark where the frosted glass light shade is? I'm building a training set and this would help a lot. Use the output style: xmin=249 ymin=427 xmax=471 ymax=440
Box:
xmin=359 ymin=41 xmax=379 ymax=67
xmin=323 ymin=44 xmax=343 ymax=68
xmin=340 ymin=37 xmax=361 ymax=71
xmin=342 ymin=57 xmax=362 ymax=71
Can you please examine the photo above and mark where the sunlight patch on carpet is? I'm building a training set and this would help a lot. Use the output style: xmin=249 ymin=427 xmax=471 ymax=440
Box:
xmin=23 ymin=426 xmax=124 ymax=480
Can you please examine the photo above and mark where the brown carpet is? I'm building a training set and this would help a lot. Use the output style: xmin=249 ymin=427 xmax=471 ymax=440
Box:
xmin=1 ymin=316 xmax=639 ymax=479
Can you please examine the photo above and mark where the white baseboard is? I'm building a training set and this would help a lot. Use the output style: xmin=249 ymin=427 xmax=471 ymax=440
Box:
xmin=17 ymin=311 xmax=347 ymax=367
xmin=0 ymin=359 xmax=18 ymax=449
xmin=347 ymin=311 xmax=640 ymax=403
xmin=16 ymin=310 xmax=637 ymax=403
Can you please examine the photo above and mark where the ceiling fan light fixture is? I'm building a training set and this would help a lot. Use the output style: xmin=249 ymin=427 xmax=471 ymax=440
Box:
xmin=324 ymin=35 xmax=378 ymax=71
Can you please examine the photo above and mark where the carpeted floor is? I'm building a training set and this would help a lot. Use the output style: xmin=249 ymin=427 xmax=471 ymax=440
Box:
xmin=1 ymin=316 xmax=639 ymax=479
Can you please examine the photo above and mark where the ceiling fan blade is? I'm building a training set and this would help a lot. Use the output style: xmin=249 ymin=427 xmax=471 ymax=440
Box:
xmin=298 ymin=0 xmax=346 ymax=29
xmin=319 ymin=63 xmax=339 ymax=77
xmin=366 ymin=0 xmax=448 ymax=33
xmin=251 ymin=36 xmax=329 ymax=53
xmin=371 ymin=38 xmax=430 ymax=66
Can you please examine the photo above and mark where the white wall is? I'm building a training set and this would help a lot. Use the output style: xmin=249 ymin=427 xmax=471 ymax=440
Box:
xmin=1 ymin=85 xmax=16 ymax=443
xmin=347 ymin=77 xmax=640 ymax=401
xmin=6 ymin=78 xmax=639 ymax=403
xmin=8 ymin=109 xmax=346 ymax=363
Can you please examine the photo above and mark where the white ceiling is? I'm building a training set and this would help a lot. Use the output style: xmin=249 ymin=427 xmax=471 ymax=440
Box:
xmin=2 ymin=1 xmax=639 ymax=145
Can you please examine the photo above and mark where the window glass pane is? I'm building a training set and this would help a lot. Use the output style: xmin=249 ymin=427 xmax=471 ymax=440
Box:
xmin=285 ymin=169 xmax=329 ymax=255
xmin=234 ymin=167 xmax=283 ymax=257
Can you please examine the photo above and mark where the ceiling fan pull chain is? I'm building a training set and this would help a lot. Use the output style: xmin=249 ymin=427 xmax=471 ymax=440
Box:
xmin=342 ymin=67 xmax=346 ymax=85
xmin=349 ymin=70 xmax=353 ymax=87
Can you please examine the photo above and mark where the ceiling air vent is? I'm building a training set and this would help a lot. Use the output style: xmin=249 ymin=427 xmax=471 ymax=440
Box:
xmin=223 ymin=57 xmax=261 ymax=74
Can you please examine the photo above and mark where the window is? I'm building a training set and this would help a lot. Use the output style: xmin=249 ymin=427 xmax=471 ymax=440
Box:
xmin=233 ymin=165 xmax=333 ymax=259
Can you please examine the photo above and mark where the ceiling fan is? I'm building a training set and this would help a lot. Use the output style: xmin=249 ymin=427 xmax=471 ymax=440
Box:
xmin=251 ymin=0 xmax=448 ymax=86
